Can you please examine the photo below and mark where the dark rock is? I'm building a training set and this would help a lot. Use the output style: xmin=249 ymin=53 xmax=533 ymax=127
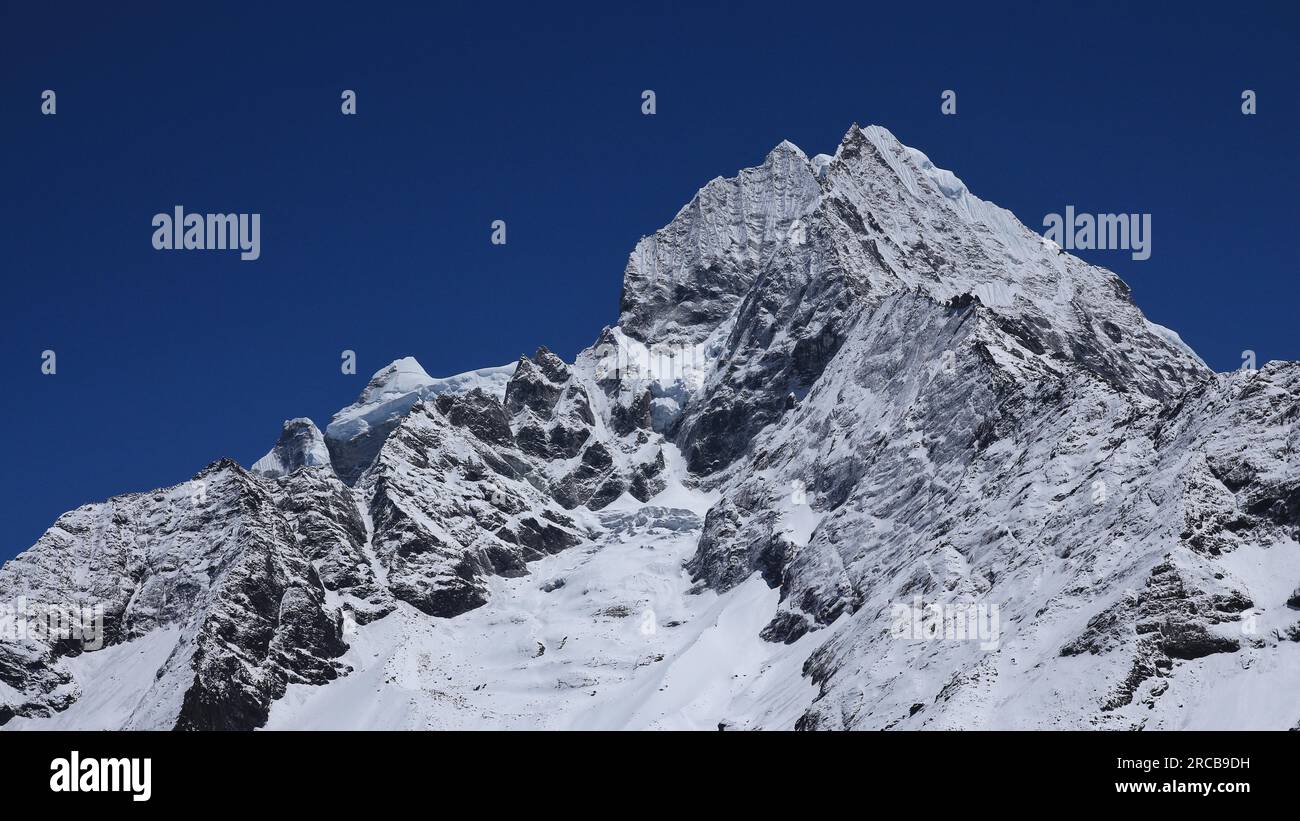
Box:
xmin=1157 ymin=621 xmax=1240 ymax=660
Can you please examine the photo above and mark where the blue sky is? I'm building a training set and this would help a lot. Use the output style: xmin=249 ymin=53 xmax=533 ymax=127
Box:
xmin=1 ymin=1 xmax=1296 ymax=559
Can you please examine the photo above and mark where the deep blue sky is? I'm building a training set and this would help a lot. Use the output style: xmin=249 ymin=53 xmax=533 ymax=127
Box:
xmin=2 ymin=1 xmax=1296 ymax=559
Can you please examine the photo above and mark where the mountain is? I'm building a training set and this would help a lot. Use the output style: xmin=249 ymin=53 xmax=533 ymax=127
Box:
xmin=2 ymin=125 xmax=1296 ymax=730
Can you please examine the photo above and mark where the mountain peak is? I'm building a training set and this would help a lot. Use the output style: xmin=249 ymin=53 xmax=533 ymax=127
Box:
xmin=766 ymin=138 xmax=808 ymax=162
xmin=251 ymin=418 xmax=332 ymax=478
xmin=360 ymin=356 xmax=433 ymax=404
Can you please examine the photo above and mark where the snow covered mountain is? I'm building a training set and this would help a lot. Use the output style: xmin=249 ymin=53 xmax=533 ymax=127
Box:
xmin=3 ymin=124 xmax=1297 ymax=730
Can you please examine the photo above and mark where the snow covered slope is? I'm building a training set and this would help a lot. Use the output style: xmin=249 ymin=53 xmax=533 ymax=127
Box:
xmin=3 ymin=125 xmax=1296 ymax=730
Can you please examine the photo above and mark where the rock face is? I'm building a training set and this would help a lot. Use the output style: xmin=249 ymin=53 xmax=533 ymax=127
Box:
xmin=505 ymin=346 xmax=668 ymax=510
xmin=0 ymin=460 xmax=351 ymax=730
xmin=3 ymin=124 xmax=1297 ymax=730
xmin=363 ymin=389 xmax=587 ymax=618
